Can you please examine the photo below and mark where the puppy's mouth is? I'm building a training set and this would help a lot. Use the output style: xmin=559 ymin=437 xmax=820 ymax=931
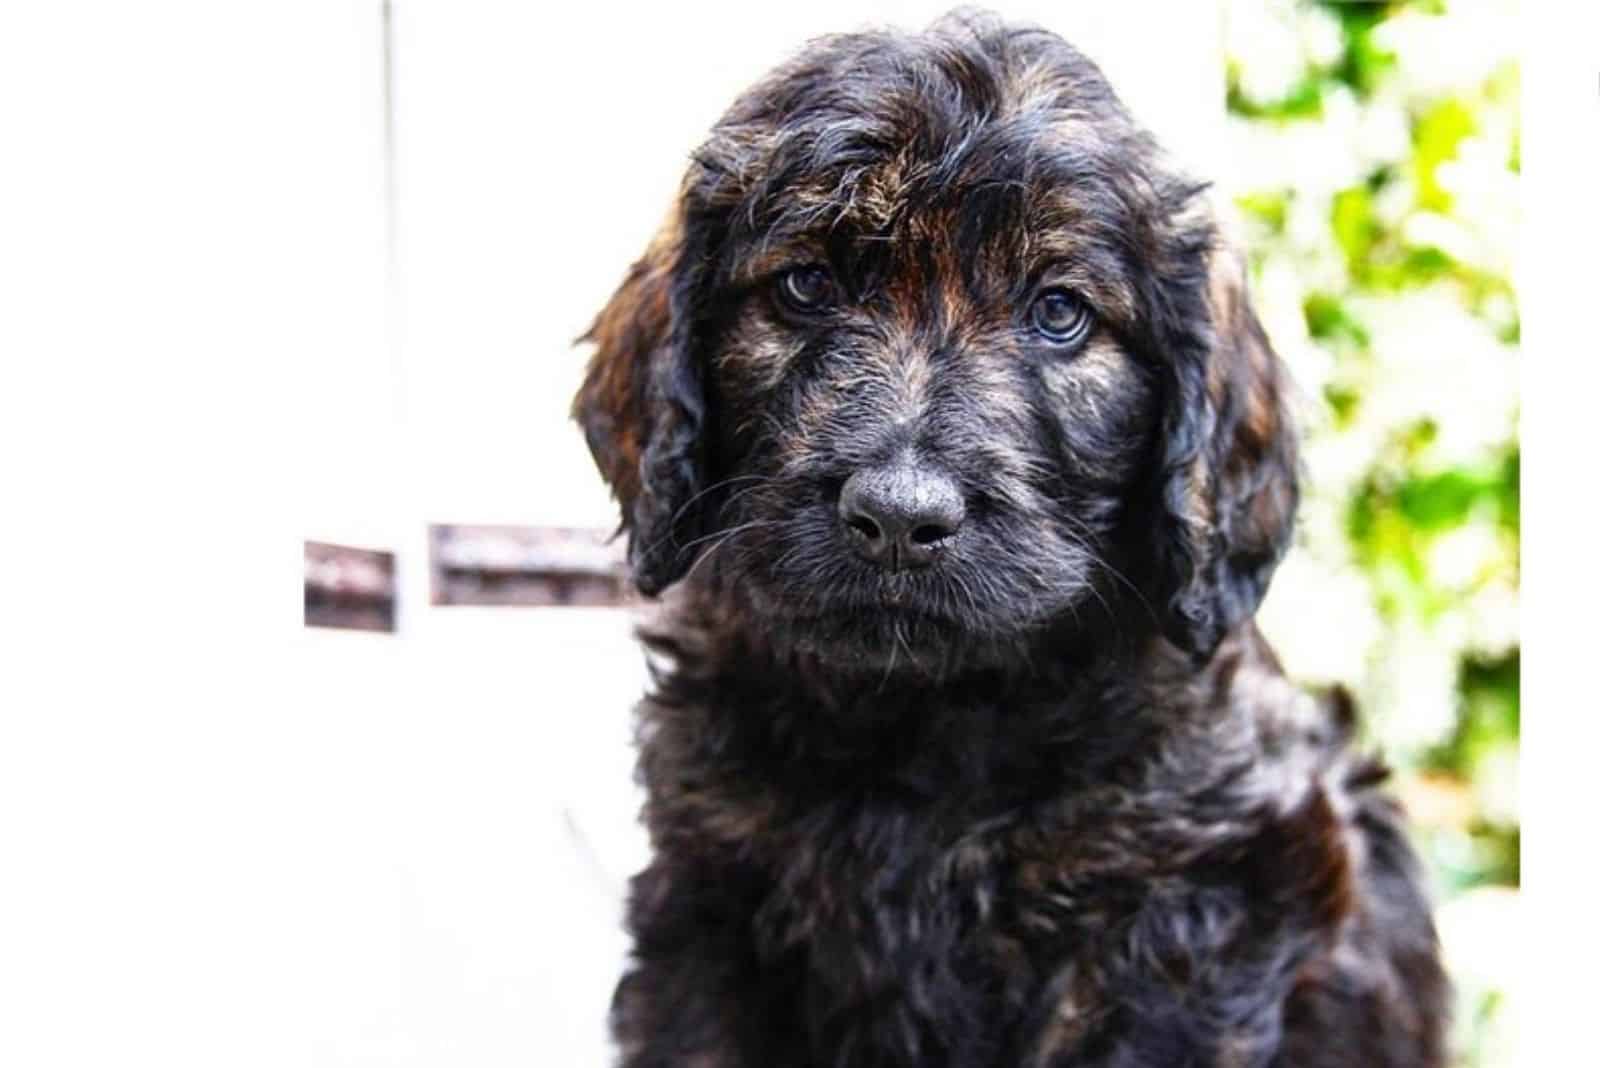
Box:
xmin=846 ymin=575 xmax=964 ymax=618
xmin=774 ymin=604 xmax=970 ymax=671
xmin=754 ymin=572 xmax=978 ymax=640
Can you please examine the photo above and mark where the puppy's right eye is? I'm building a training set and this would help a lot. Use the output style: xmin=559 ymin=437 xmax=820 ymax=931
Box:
xmin=777 ymin=266 xmax=836 ymax=314
xmin=1029 ymin=288 xmax=1094 ymax=348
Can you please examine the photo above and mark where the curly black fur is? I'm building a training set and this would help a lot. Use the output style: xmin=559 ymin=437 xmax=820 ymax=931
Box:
xmin=573 ymin=12 xmax=1448 ymax=1067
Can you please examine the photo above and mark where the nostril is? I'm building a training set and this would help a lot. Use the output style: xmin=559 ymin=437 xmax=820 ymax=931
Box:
xmin=847 ymin=514 xmax=883 ymax=542
xmin=839 ymin=464 xmax=965 ymax=568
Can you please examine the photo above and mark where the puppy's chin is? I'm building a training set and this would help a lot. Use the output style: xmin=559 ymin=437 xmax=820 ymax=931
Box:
xmin=730 ymin=571 xmax=1088 ymax=679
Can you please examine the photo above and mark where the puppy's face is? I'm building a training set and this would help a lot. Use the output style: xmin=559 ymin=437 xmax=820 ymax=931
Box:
xmin=703 ymin=167 xmax=1159 ymax=657
xmin=576 ymin=17 xmax=1298 ymax=672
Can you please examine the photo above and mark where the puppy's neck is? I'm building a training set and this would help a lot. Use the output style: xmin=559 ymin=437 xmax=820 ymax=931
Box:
xmin=649 ymin=577 xmax=1139 ymax=701
xmin=634 ymin=580 xmax=1235 ymax=803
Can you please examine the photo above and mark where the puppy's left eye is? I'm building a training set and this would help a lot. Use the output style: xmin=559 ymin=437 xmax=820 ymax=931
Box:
xmin=1029 ymin=288 xmax=1094 ymax=347
xmin=777 ymin=266 xmax=836 ymax=314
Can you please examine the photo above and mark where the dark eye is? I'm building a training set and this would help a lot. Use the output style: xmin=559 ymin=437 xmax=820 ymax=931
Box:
xmin=1029 ymin=288 xmax=1094 ymax=346
xmin=777 ymin=266 xmax=836 ymax=313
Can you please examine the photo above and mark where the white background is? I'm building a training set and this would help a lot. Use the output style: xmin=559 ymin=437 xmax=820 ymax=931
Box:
xmin=0 ymin=3 xmax=1583 ymax=1066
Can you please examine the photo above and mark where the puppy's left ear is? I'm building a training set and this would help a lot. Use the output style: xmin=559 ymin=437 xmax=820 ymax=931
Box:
xmin=572 ymin=202 xmax=711 ymax=596
xmin=1150 ymin=221 xmax=1299 ymax=661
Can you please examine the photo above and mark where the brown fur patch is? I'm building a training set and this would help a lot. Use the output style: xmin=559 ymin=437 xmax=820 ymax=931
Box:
xmin=573 ymin=213 xmax=683 ymax=508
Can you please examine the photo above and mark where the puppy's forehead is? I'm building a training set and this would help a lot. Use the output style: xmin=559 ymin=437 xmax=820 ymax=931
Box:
xmin=699 ymin=23 xmax=1164 ymax=322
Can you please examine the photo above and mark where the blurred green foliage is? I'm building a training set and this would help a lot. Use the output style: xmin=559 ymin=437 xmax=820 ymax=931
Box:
xmin=1222 ymin=2 xmax=1518 ymax=1064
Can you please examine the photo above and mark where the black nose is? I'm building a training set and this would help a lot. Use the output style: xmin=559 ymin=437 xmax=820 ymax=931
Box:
xmin=838 ymin=463 xmax=967 ymax=571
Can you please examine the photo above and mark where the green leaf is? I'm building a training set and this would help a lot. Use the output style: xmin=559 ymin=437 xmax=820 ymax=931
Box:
xmin=1304 ymin=291 xmax=1372 ymax=346
xmin=1497 ymin=448 xmax=1520 ymax=535
xmin=1324 ymin=383 xmax=1361 ymax=426
xmin=1331 ymin=186 xmax=1380 ymax=277
xmin=1414 ymin=98 xmax=1477 ymax=212
xmin=1317 ymin=0 xmax=1402 ymax=98
xmin=1226 ymin=68 xmax=1326 ymax=121
xmin=1236 ymin=190 xmax=1291 ymax=233
xmin=1396 ymin=470 xmax=1487 ymax=530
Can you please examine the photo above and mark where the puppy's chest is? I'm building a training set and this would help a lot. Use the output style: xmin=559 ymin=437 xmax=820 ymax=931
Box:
xmin=751 ymin=807 xmax=1017 ymax=965
xmin=743 ymin=805 xmax=1131 ymax=1063
xmin=734 ymin=801 xmax=1295 ymax=1068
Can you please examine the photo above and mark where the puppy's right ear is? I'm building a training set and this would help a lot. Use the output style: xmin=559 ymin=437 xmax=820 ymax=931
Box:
xmin=573 ymin=204 xmax=710 ymax=596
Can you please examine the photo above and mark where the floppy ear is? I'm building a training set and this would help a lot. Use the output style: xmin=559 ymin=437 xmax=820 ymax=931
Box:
xmin=1149 ymin=226 xmax=1300 ymax=661
xmin=572 ymin=204 xmax=711 ymax=596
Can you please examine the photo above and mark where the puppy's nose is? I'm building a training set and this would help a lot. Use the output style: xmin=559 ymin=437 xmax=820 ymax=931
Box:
xmin=839 ymin=463 xmax=966 ymax=571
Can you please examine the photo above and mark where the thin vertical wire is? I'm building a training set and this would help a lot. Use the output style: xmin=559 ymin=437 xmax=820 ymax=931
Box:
xmin=380 ymin=0 xmax=397 ymax=278
xmin=379 ymin=0 xmax=427 ymax=626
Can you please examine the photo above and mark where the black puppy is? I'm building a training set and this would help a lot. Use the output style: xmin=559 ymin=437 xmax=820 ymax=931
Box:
xmin=573 ymin=12 xmax=1447 ymax=1067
